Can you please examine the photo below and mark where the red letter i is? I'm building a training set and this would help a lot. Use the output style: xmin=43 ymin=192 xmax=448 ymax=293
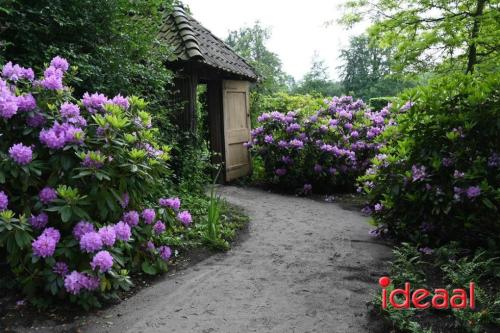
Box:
xmin=379 ymin=276 xmax=391 ymax=309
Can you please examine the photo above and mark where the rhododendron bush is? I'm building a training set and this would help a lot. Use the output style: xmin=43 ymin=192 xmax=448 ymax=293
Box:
xmin=360 ymin=74 xmax=500 ymax=250
xmin=247 ymin=96 xmax=406 ymax=192
xmin=0 ymin=57 xmax=193 ymax=308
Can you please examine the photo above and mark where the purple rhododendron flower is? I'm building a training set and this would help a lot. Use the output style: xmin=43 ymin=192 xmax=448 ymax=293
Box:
xmin=26 ymin=113 xmax=46 ymax=127
xmin=39 ymin=122 xmax=84 ymax=149
xmin=264 ymin=135 xmax=274 ymax=143
xmin=73 ymin=221 xmax=95 ymax=240
xmin=0 ymin=191 xmax=8 ymax=211
xmin=0 ymin=78 xmax=18 ymax=119
xmin=158 ymin=246 xmax=172 ymax=261
xmin=90 ymin=250 xmax=114 ymax=273
xmin=2 ymin=62 xmax=34 ymax=81
xmin=159 ymin=197 xmax=181 ymax=211
xmin=466 ymin=186 xmax=481 ymax=199
xmin=39 ymin=187 xmax=57 ymax=204
xmin=82 ymin=92 xmax=109 ymax=113
xmin=488 ymin=153 xmax=499 ymax=167
xmin=442 ymin=158 xmax=453 ymax=167
xmin=79 ymin=231 xmax=102 ymax=253
xmin=277 ymin=140 xmax=288 ymax=149
xmin=50 ymin=56 xmax=69 ymax=72
xmin=146 ymin=241 xmax=155 ymax=251
xmin=9 ymin=143 xmax=33 ymax=165
xmin=64 ymin=271 xmax=83 ymax=295
xmin=275 ymin=168 xmax=287 ymax=176
xmin=411 ymin=165 xmax=427 ymax=182
xmin=177 ymin=211 xmax=192 ymax=226
xmin=361 ymin=206 xmax=372 ymax=215
xmin=64 ymin=271 xmax=99 ymax=295
xmin=153 ymin=220 xmax=166 ymax=234
xmin=286 ymin=123 xmax=301 ymax=133
xmin=17 ymin=94 xmax=36 ymax=111
xmin=400 ymin=101 xmax=413 ymax=112
xmin=282 ymin=156 xmax=293 ymax=164
xmin=418 ymin=247 xmax=434 ymax=255
xmin=60 ymin=102 xmax=80 ymax=118
xmin=29 ymin=212 xmax=49 ymax=229
xmin=98 ymin=226 xmax=116 ymax=247
xmin=289 ymin=139 xmax=304 ymax=149
xmin=40 ymin=66 xmax=63 ymax=90
xmin=32 ymin=234 xmax=57 ymax=258
xmin=114 ymin=221 xmax=131 ymax=241
xmin=110 ymin=94 xmax=129 ymax=109
xmin=303 ymin=183 xmax=312 ymax=194
xmin=123 ymin=211 xmax=139 ymax=227
xmin=313 ymin=164 xmax=322 ymax=173
xmin=53 ymin=262 xmax=69 ymax=277
xmin=42 ymin=227 xmax=60 ymax=243
xmin=119 ymin=192 xmax=130 ymax=209
xmin=80 ymin=273 xmax=100 ymax=291
xmin=81 ymin=152 xmax=104 ymax=169
xmin=374 ymin=203 xmax=383 ymax=212
xmin=141 ymin=208 xmax=156 ymax=224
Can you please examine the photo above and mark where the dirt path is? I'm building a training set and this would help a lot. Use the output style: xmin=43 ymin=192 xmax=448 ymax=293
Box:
xmin=78 ymin=186 xmax=392 ymax=333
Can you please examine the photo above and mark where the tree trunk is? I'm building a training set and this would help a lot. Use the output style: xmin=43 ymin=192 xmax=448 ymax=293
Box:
xmin=466 ymin=0 xmax=487 ymax=74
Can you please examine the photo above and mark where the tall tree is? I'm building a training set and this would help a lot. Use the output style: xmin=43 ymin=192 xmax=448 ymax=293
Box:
xmin=339 ymin=34 xmax=411 ymax=99
xmin=225 ymin=22 xmax=292 ymax=94
xmin=294 ymin=52 xmax=343 ymax=97
xmin=341 ymin=0 xmax=500 ymax=75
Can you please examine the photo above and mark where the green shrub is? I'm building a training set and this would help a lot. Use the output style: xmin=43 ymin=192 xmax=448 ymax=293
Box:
xmin=248 ymin=96 xmax=396 ymax=193
xmin=250 ymin=92 xmax=325 ymax=124
xmin=360 ymin=73 xmax=500 ymax=250
xmin=0 ymin=57 xmax=194 ymax=309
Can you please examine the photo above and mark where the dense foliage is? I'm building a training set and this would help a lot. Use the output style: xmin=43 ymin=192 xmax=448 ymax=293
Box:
xmin=249 ymin=92 xmax=325 ymax=125
xmin=292 ymin=52 xmax=343 ymax=97
xmin=247 ymin=96 xmax=404 ymax=193
xmin=0 ymin=0 xmax=175 ymax=112
xmin=225 ymin=22 xmax=292 ymax=95
xmin=339 ymin=35 xmax=413 ymax=100
xmin=0 ymin=58 xmax=195 ymax=309
xmin=360 ymin=73 xmax=499 ymax=250
xmin=342 ymin=0 xmax=500 ymax=75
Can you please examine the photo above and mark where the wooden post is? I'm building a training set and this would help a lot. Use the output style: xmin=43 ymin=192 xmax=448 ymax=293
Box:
xmin=207 ymin=80 xmax=225 ymax=183
xmin=173 ymin=71 xmax=198 ymax=132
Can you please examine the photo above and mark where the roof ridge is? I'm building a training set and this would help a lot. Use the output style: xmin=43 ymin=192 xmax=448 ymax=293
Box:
xmin=171 ymin=6 xmax=204 ymax=60
xmin=182 ymin=11 xmax=257 ymax=74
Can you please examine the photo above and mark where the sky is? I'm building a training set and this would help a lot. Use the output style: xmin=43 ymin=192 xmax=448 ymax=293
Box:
xmin=183 ymin=0 xmax=369 ymax=81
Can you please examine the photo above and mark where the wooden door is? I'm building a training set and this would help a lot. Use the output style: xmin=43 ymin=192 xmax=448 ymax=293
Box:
xmin=223 ymin=80 xmax=252 ymax=181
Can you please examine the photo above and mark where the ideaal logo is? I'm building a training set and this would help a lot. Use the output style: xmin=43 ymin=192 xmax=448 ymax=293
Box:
xmin=379 ymin=276 xmax=475 ymax=309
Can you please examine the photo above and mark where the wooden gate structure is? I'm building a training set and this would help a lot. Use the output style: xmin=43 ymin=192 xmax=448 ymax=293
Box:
xmin=160 ymin=6 xmax=257 ymax=182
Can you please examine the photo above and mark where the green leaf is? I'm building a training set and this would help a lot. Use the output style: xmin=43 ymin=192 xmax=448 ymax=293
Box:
xmin=60 ymin=206 xmax=72 ymax=222
xmin=141 ymin=261 xmax=157 ymax=275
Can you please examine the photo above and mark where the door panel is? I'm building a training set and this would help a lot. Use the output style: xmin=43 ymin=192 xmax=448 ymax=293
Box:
xmin=223 ymin=80 xmax=251 ymax=181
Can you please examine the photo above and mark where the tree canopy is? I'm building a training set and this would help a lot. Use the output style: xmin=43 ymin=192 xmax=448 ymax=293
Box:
xmin=292 ymin=52 xmax=343 ymax=97
xmin=342 ymin=0 xmax=500 ymax=75
xmin=339 ymin=34 xmax=412 ymax=100
xmin=225 ymin=22 xmax=293 ymax=94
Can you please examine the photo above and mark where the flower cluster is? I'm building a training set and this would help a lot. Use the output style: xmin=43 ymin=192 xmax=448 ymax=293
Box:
xmin=32 ymin=228 xmax=60 ymax=258
xmin=8 ymin=143 xmax=33 ymax=165
xmin=248 ymin=96 xmax=394 ymax=192
xmin=0 ymin=191 xmax=8 ymax=211
xmin=0 ymin=57 xmax=194 ymax=308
